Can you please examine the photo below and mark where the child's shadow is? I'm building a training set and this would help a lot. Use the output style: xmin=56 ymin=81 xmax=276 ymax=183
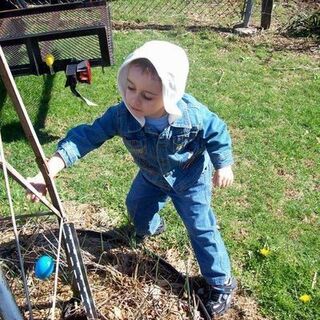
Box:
xmin=77 ymin=226 xmax=210 ymax=319
xmin=78 ymin=225 xmax=186 ymax=285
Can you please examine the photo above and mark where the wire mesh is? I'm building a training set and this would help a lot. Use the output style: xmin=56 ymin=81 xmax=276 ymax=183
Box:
xmin=0 ymin=4 xmax=110 ymax=40
xmin=38 ymin=35 xmax=101 ymax=61
xmin=6 ymin=0 xmax=88 ymax=8
xmin=110 ymin=0 xmax=320 ymax=31
xmin=2 ymin=45 xmax=29 ymax=66
xmin=3 ymin=0 xmax=245 ymax=27
xmin=111 ymin=0 xmax=245 ymax=27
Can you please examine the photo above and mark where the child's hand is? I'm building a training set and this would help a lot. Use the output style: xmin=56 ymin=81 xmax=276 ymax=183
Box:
xmin=26 ymin=174 xmax=47 ymax=203
xmin=213 ymin=165 xmax=234 ymax=188
xmin=25 ymin=153 xmax=65 ymax=202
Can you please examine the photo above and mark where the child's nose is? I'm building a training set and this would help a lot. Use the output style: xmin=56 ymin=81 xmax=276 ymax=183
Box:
xmin=132 ymin=94 xmax=142 ymax=108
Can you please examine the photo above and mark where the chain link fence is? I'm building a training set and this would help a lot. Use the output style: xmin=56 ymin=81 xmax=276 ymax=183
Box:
xmin=113 ymin=0 xmax=319 ymax=31
xmin=3 ymin=0 xmax=246 ymax=28
xmin=2 ymin=0 xmax=320 ymax=31
xmin=110 ymin=0 xmax=245 ymax=28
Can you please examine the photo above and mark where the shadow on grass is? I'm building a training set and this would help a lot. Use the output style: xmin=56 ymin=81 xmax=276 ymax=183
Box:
xmin=0 ymin=74 xmax=60 ymax=144
xmin=0 ymin=79 xmax=7 ymax=127
xmin=275 ymin=33 xmax=320 ymax=53
xmin=113 ymin=21 xmax=234 ymax=34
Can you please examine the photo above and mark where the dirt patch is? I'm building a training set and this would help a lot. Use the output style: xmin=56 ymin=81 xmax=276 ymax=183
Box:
xmin=0 ymin=203 xmax=269 ymax=320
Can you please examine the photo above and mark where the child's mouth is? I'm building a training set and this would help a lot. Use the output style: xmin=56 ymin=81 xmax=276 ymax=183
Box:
xmin=131 ymin=106 xmax=142 ymax=113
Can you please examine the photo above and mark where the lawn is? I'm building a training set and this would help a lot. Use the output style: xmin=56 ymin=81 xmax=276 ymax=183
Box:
xmin=0 ymin=29 xmax=319 ymax=319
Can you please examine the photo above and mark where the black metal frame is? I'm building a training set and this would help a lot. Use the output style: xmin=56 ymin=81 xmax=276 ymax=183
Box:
xmin=0 ymin=1 xmax=106 ymax=18
xmin=0 ymin=1 xmax=113 ymax=76
xmin=1 ymin=27 xmax=112 ymax=76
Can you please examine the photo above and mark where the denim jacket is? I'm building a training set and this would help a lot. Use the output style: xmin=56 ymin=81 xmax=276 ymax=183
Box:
xmin=57 ymin=93 xmax=233 ymax=192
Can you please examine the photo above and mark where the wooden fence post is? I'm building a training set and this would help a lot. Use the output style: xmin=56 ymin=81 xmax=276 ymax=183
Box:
xmin=261 ymin=0 xmax=273 ymax=29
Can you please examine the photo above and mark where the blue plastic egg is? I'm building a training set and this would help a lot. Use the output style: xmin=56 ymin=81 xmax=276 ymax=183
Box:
xmin=35 ymin=255 xmax=54 ymax=280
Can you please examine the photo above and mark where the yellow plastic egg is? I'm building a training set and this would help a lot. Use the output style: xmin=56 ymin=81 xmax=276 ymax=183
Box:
xmin=44 ymin=53 xmax=55 ymax=67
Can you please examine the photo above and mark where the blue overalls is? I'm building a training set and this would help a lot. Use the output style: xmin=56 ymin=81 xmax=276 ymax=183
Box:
xmin=57 ymin=93 xmax=234 ymax=286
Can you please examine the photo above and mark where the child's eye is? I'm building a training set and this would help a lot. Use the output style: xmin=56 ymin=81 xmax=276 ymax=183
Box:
xmin=127 ymin=86 xmax=135 ymax=91
xmin=142 ymin=94 xmax=153 ymax=101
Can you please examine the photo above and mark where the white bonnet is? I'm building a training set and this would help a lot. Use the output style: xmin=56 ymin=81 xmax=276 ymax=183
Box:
xmin=117 ymin=40 xmax=189 ymax=126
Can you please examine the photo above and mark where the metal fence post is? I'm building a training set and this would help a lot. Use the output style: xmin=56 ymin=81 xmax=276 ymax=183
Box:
xmin=243 ymin=0 xmax=254 ymax=27
xmin=261 ymin=0 xmax=273 ymax=29
xmin=0 ymin=264 xmax=24 ymax=320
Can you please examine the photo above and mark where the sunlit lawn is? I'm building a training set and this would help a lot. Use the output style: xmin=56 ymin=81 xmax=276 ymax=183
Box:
xmin=0 ymin=29 xmax=319 ymax=319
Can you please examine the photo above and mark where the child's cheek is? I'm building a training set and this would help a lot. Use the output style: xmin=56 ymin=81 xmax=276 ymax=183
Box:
xmin=125 ymin=90 xmax=133 ymax=105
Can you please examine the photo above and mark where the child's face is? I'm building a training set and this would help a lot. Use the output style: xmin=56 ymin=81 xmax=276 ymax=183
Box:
xmin=125 ymin=65 xmax=165 ymax=118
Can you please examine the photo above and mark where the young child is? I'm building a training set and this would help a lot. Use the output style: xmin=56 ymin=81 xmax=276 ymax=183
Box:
xmin=28 ymin=40 xmax=237 ymax=317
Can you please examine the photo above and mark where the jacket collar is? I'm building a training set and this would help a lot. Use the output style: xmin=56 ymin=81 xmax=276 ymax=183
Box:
xmin=170 ymin=98 xmax=192 ymax=129
xmin=124 ymin=97 xmax=192 ymax=133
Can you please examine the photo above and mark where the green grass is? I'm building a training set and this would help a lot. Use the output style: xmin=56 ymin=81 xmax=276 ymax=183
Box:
xmin=1 ymin=30 xmax=319 ymax=319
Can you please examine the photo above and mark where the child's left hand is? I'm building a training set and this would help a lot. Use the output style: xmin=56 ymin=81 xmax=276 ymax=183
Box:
xmin=213 ymin=165 xmax=234 ymax=188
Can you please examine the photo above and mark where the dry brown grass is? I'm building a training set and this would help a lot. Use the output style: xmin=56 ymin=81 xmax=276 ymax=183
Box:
xmin=0 ymin=203 xmax=269 ymax=319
